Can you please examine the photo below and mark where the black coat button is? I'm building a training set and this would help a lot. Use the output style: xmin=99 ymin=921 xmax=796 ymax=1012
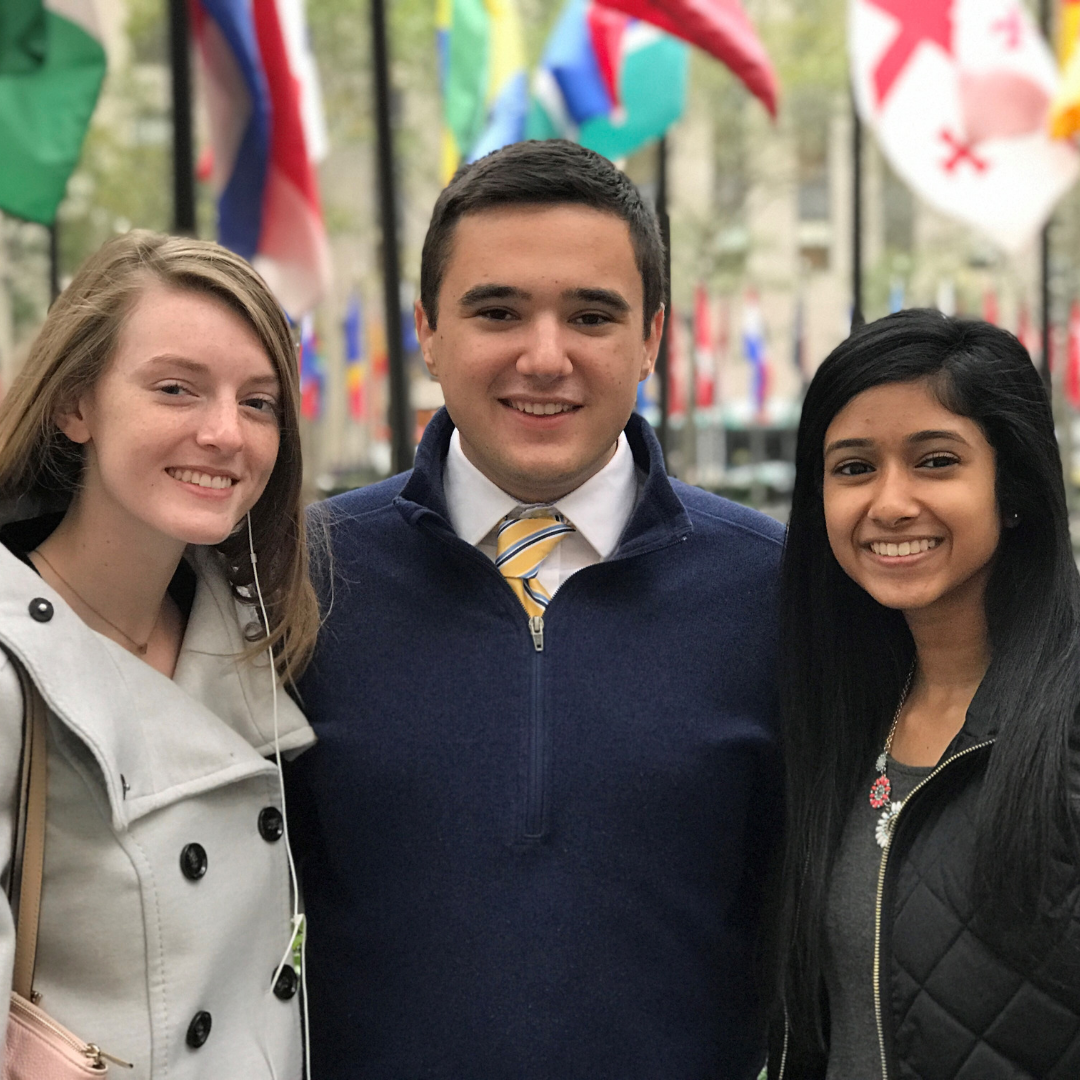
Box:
xmin=28 ymin=598 xmax=53 ymax=623
xmin=179 ymin=843 xmax=207 ymax=880
xmin=186 ymin=1010 xmax=212 ymax=1048
xmin=258 ymin=806 xmax=284 ymax=842
xmin=272 ymin=964 xmax=299 ymax=1000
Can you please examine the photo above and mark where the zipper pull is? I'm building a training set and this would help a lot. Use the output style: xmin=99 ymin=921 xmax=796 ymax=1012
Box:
xmin=528 ymin=615 xmax=544 ymax=652
xmin=86 ymin=1044 xmax=134 ymax=1069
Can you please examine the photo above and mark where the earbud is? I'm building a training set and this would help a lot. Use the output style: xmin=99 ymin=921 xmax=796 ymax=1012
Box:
xmin=246 ymin=512 xmax=311 ymax=1079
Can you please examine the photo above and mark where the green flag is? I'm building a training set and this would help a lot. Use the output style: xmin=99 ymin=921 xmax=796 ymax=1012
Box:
xmin=526 ymin=14 xmax=688 ymax=161
xmin=0 ymin=0 xmax=106 ymax=224
xmin=0 ymin=0 xmax=47 ymax=76
xmin=578 ymin=32 xmax=687 ymax=160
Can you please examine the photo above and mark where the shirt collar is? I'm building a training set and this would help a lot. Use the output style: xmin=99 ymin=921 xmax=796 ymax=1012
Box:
xmin=444 ymin=429 xmax=637 ymax=558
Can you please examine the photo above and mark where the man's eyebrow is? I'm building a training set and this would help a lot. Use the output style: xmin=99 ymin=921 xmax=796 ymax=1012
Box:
xmin=458 ymin=284 xmax=530 ymax=306
xmin=565 ymin=287 xmax=631 ymax=313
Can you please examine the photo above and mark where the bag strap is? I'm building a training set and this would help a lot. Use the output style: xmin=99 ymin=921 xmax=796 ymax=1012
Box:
xmin=8 ymin=653 xmax=48 ymax=999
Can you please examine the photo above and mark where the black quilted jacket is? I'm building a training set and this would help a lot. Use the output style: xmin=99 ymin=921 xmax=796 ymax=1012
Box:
xmin=768 ymin=694 xmax=1080 ymax=1080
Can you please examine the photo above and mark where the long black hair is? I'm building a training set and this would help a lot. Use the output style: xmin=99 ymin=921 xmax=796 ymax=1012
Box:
xmin=777 ymin=308 xmax=1080 ymax=1043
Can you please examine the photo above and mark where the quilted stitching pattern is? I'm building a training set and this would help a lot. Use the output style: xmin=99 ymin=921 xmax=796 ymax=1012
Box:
xmin=888 ymin=760 xmax=1080 ymax=1080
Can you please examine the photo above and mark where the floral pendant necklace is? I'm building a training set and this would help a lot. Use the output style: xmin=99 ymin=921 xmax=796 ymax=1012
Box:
xmin=870 ymin=665 xmax=915 ymax=849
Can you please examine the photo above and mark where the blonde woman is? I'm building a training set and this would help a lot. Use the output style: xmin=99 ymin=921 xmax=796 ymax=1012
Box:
xmin=0 ymin=231 xmax=319 ymax=1077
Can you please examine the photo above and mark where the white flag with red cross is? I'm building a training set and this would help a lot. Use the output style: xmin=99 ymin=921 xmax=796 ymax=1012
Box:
xmin=850 ymin=0 xmax=1079 ymax=251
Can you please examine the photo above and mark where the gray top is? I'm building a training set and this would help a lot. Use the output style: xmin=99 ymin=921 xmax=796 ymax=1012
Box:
xmin=824 ymin=757 xmax=935 ymax=1080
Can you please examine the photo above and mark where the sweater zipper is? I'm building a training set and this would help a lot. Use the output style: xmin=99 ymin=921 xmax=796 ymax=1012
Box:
xmin=417 ymin=519 xmax=687 ymax=842
xmin=524 ymin=615 xmax=545 ymax=837
xmin=872 ymin=740 xmax=993 ymax=1079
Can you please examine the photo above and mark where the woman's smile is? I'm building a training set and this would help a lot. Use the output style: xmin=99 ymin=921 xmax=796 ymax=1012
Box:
xmin=864 ymin=537 xmax=942 ymax=559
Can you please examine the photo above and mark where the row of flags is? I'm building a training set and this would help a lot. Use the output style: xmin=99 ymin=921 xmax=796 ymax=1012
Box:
xmin=300 ymin=296 xmax=399 ymax=423
xmin=637 ymin=288 xmax=771 ymax=422
xmin=308 ymin=281 xmax=1080 ymax=432
xmin=10 ymin=1 xmax=1080 ymax=346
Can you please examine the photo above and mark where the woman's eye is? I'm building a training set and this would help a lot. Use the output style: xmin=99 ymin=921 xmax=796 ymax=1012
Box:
xmin=244 ymin=397 xmax=280 ymax=416
xmin=921 ymin=453 xmax=960 ymax=469
xmin=158 ymin=383 xmax=189 ymax=397
xmin=835 ymin=460 xmax=873 ymax=477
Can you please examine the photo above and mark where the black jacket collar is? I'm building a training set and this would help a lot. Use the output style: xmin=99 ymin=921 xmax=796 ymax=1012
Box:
xmin=395 ymin=407 xmax=692 ymax=556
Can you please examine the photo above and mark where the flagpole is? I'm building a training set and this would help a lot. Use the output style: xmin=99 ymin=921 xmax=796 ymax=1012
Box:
xmin=48 ymin=223 xmax=60 ymax=303
xmin=851 ymin=93 xmax=864 ymax=331
xmin=371 ymin=0 xmax=412 ymax=475
xmin=168 ymin=0 xmax=196 ymax=235
xmin=655 ymin=134 xmax=671 ymax=470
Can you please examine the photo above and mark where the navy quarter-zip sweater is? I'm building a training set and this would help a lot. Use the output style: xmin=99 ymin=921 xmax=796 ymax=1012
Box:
xmin=287 ymin=409 xmax=785 ymax=1080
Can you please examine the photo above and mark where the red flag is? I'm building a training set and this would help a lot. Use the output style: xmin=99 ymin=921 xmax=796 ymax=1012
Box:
xmin=693 ymin=284 xmax=715 ymax=408
xmin=982 ymin=288 xmax=999 ymax=325
xmin=1017 ymin=302 xmax=1039 ymax=362
xmin=667 ymin=306 xmax=687 ymax=418
xmin=1067 ymin=301 xmax=1080 ymax=409
xmin=599 ymin=0 xmax=778 ymax=116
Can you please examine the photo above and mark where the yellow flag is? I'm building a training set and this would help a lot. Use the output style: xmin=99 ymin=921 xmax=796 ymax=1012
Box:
xmin=1051 ymin=0 xmax=1080 ymax=139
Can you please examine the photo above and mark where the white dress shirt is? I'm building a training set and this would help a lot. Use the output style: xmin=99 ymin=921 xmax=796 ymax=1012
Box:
xmin=443 ymin=428 xmax=640 ymax=597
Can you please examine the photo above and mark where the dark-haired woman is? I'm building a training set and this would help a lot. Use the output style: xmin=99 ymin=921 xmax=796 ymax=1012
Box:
xmin=769 ymin=309 xmax=1080 ymax=1080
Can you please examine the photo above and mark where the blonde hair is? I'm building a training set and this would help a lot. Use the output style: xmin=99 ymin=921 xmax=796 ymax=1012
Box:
xmin=0 ymin=230 xmax=318 ymax=681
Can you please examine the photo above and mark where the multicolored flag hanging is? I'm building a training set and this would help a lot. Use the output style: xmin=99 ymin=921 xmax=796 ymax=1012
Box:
xmin=344 ymin=295 xmax=366 ymax=421
xmin=192 ymin=0 xmax=331 ymax=317
xmin=850 ymin=0 xmax=1079 ymax=251
xmin=526 ymin=0 xmax=689 ymax=160
xmin=599 ymin=0 xmax=778 ymax=116
xmin=0 ymin=0 xmax=106 ymax=224
xmin=299 ymin=314 xmax=324 ymax=420
xmin=438 ymin=0 xmax=529 ymax=182
xmin=741 ymin=289 xmax=769 ymax=420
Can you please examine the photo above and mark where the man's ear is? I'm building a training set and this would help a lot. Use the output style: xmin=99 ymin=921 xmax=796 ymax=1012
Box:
xmin=640 ymin=305 xmax=665 ymax=382
xmin=416 ymin=299 xmax=438 ymax=379
xmin=54 ymin=397 xmax=92 ymax=445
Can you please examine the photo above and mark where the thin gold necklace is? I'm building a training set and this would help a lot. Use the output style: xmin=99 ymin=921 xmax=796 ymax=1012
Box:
xmin=32 ymin=547 xmax=155 ymax=656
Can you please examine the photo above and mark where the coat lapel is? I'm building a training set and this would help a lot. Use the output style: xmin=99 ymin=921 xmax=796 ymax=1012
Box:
xmin=0 ymin=545 xmax=313 ymax=830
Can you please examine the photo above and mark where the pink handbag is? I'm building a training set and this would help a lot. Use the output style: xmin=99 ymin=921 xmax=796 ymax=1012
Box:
xmin=4 ymin=654 xmax=130 ymax=1077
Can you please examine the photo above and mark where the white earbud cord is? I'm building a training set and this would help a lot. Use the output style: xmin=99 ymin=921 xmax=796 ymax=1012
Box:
xmin=247 ymin=513 xmax=312 ymax=1080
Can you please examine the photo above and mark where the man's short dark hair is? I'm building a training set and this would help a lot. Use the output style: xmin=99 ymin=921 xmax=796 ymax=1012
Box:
xmin=420 ymin=140 xmax=666 ymax=338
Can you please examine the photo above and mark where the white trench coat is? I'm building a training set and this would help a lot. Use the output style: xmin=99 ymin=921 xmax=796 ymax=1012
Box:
xmin=0 ymin=538 xmax=314 ymax=1079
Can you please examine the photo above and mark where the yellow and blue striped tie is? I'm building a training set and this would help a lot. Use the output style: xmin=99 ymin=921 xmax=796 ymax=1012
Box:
xmin=496 ymin=511 xmax=575 ymax=618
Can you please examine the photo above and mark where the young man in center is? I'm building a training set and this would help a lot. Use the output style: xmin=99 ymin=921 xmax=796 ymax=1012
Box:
xmin=288 ymin=140 xmax=784 ymax=1079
